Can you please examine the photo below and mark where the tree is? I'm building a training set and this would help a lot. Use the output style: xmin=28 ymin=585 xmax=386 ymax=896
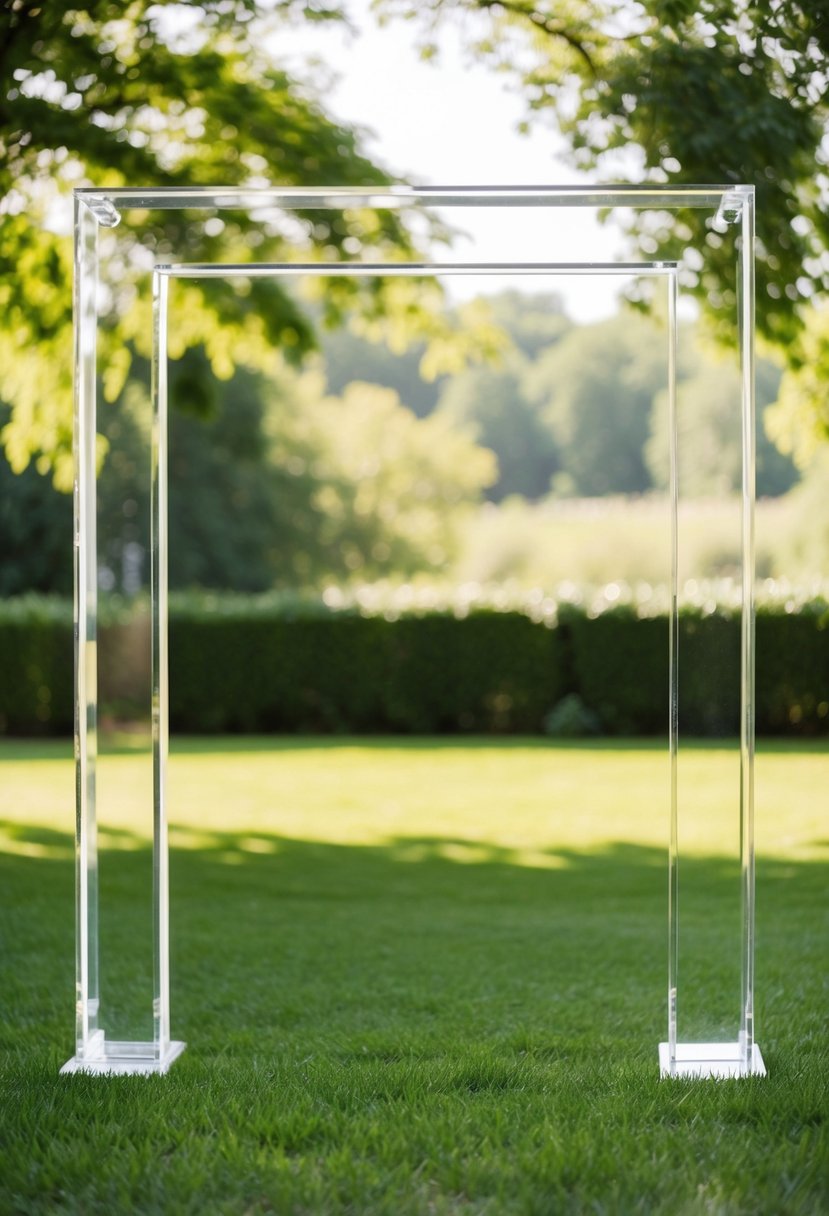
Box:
xmin=485 ymin=290 xmax=572 ymax=360
xmin=431 ymin=291 xmax=571 ymax=501
xmin=775 ymin=447 xmax=829 ymax=579
xmin=527 ymin=311 xmax=665 ymax=496
xmin=765 ymin=305 xmax=829 ymax=468
xmin=436 ymin=363 xmax=560 ymax=500
xmin=0 ymin=0 xmax=451 ymax=487
xmin=0 ymin=405 xmax=72 ymax=596
xmin=646 ymin=348 xmax=797 ymax=498
xmin=92 ymin=351 xmax=331 ymax=594
xmin=379 ymin=2 xmax=828 ymax=374
xmin=92 ymin=356 xmax=498 ymax=592
xmin=311 ymin=380 xmax=498 ymax=575
xmin=319 ymin=328 xmax=441 ymax=419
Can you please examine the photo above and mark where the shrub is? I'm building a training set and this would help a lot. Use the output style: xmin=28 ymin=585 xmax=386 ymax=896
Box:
xmin=563 ymin=604 xmax=669 ymax=734
xmin=0 ymin=597 xmax=74 ymax=734
xmin=168 ymin=605 xmax=565 ymax=735
xmin=1 ymin=591 xmax=827 ymax=737
xmin=756 ymin=599 xmax=829 ymax=734
xmin=543 ymin=694 xmax=602 ymax=738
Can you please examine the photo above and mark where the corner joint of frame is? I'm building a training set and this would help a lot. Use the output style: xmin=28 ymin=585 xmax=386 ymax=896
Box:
xmin=80 ymin=195 xmax=121 ymax=229
xmin=715 ymin=191 xmax=747 ymax=227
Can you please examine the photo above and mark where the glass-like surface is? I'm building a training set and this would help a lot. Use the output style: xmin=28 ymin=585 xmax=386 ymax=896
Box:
xmin=65 ymin=185 xmax=759 ymax=1078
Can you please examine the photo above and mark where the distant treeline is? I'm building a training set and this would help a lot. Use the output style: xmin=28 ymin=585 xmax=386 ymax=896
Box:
xmin=322 ymin=291 xmax=797 ymax=503
xmin=1 ymin=293 xmax=798 ymax=600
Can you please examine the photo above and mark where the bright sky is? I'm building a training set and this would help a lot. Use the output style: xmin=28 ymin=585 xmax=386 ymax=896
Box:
xmin=266 ymin=1 xmax=629 ymax=321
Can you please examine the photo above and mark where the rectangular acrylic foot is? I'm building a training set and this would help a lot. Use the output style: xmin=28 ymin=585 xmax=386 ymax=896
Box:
xmin=659 ymin=1041 xmax=765 ymax=1079
xmin=61 ymin=1038 xmax=186 ymax=1076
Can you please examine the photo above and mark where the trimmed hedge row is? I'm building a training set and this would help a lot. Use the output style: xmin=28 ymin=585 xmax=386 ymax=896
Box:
xmin=563 ymin=602 xmax=829 ymax=736
xmin=563 ymin=608 xmax=747 ymax=736
xmin=1 ymin=596 xmax=827 ymax=736
xmin=0 ymin=598 xmax=74 ymax=735
xmin=169 ymin=610 xmax=566 ymax=734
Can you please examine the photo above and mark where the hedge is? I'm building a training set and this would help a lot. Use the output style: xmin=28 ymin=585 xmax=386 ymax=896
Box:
xmin=168 ymin=608 xmax=565 ymax=735
xmin=1 ymin=593 xmax=827 ymax=737
xmin=0 ymin=597 xmax=74 ymax=735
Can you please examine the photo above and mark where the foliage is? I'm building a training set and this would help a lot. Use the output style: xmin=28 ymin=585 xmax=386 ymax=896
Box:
xmin=437 ymin=306 xmax=795 ymax=504
xmin=380 ymin=0 xmax=829 ymax=451
xmin=529 ymin=310 xmax=664 ymax=496
xmin=542 ymin=692 xmax=601 ymax=737
xmin=168 ymin=604 xmax=564 ymax=734
xmin=765 ymin=304 xmax=829 ymax=467
xmin=435 ymin=360 xmax=560 ymax=500
xmin=646 ymin=339 xmax=796 ymax=498
xmin=0 ymin=407 xmax=73 ymax=596
xmin=325 ymin=290 xmax=575 ymax=502
xmin=0 ymin=0 xmax=449 ymax=486
xmin=320 ymin=289 xmax=572 ymax=421
xmin=770 ymin=449 xmax=829 ymax=583
xmin=453 ymin=494 xmax=677 ymax=588
xmin=0 ymin=337 xmax=496 ymax=599
xmin=485 ymin=288 xmax=572 ymax=359
xmin=0 ymin=596 xmax=73 ymax=734
xmin=165 ymin=359 xmax=328 ymax=593
xmin=453 ymin=494 xmax=823 ymax=590
xmin=312 ymin=379 xmax=497 ymax=577
xmin=567 ymin=597 xmax=829 ymax=737
xmin=756 ymin=595 xmax=829 ymax=733
xmin=91 ymin=353 xmax=496 ymax=593
xmin=383 ymin=0 xmax=827 ymax=346
xmin=442 ymin=301 xmax=797 ymax=504
xmin=5 ymin=0 xmax=829 ymax=488
xmin=320 ymin=326 xmax=440 ymax=418
xmin=6 ymin=288 xmax=803 ymax=601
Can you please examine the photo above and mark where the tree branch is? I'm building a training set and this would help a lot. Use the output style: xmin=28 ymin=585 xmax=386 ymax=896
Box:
xmin=473 ymin=0 xmax=596 ymax=74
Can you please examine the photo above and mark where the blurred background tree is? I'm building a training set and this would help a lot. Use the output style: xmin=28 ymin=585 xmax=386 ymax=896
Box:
xmin=435 ymin=361 xmax=560 ymax=501
xmin=0 ymin=0 xmax=456 ymax=487
xmin=379 ymin=0 xmax=829 ymax=455
xmin=526 ymin=312 xmax=662 ymax=498
xmin=647 ymin=344 xmax=796 ymax=499
xmin=432 ymin=292 xmax=573 ymax=501
xmin=0 ymin=0 xmax=509 ymax=594
xmin=88 ymin=354 xmax=496 ymax=593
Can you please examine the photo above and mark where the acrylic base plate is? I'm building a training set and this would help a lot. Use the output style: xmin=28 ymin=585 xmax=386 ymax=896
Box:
xmin=61 ymin=1038 xmax=186 ymax=1076
xmin=659 ymin=1041 xmax=766 ymax=1079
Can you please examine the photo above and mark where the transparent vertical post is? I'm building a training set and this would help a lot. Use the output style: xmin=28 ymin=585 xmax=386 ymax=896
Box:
xmin=667 ymin=267 xmax=679 ymax=1068
xmin=61 ymin=204 xmax=184 ymax=1076
xmin=70 ymin=193 xmax=101 ymax=1066
xmin=738 ymin=188 xmax=758 ymax=1072
xmin=151 ymin=269 xmax=174 ymax=1061
xmin=658 ymin=188 xmax=764 ymax=1078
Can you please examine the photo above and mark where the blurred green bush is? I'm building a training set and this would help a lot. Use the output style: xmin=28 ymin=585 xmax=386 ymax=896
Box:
xmin=168 ymin=605 xmax=564 ymax=735
xmin=0 ymin=597 xmax=74 ymax=735
xmin=1 ymin=594 xmax=827 ymax=737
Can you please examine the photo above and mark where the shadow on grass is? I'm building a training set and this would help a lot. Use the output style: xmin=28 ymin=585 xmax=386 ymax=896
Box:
xmin=1 ymin=817 xmax=826 ymax=1071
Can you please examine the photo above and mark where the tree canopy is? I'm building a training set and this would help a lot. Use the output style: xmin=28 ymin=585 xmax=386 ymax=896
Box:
xmin=161 ymin=362 xmax=497 ymax=590
xmin=379 ymin=0 xmax=828 ymax=445
xmin=0 ymin=0 xmax=454 ymax=485
xmin=428 ymin=295 xmax=794 ymax=501
xmin=3 ymin=0 xmax=827 ymax=492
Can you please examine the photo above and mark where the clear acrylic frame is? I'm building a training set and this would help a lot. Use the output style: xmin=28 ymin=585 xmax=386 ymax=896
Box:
xmin=64 ymin=184 xmax=763 ymax=1078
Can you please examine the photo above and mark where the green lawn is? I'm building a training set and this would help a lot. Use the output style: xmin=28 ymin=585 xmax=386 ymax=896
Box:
xmin=1 ymin=737 xmax=827 ymax=1214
